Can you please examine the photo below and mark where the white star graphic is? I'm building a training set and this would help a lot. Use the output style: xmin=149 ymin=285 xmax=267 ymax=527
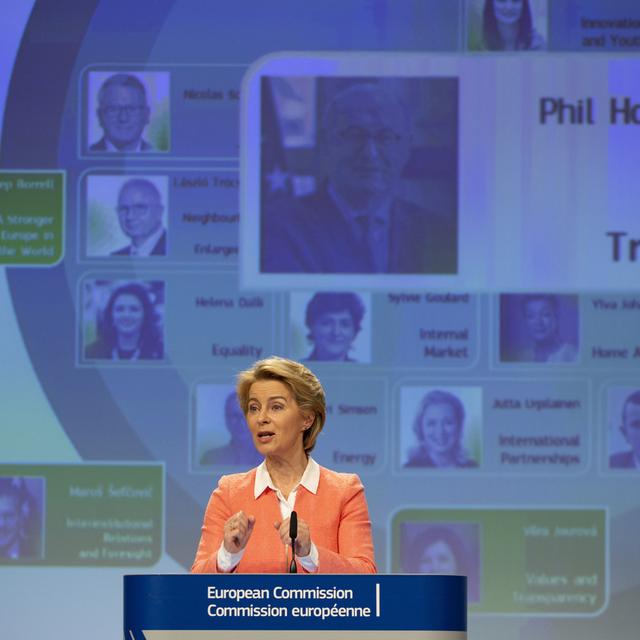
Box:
xmin=265 ymin=165 xmax=289 ymax=193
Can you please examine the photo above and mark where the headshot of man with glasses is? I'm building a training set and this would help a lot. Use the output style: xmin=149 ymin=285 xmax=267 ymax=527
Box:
xmin=90 ymin=73 xmax=153 ymax=152
xmin=260 ymin=78 xmax=458 ymax=275
xmin=112 ymin=178 xmax=167 ymax=256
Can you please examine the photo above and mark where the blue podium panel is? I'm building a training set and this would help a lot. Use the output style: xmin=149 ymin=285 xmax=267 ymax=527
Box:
xmin=124 ymin=574 xmax=466 ymax=640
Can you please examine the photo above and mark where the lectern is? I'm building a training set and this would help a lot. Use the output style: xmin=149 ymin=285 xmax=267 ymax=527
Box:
xmin=124 ymin=574 xmax=467 ymax=639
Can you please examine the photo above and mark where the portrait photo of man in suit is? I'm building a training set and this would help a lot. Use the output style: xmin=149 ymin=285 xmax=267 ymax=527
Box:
xmin=610 ymin=390 xmax=640 ymax=470
xmin=90 ymin=73 xmax=154 ymax=152
xmin=112 ymin=178 xmax=167 ymax=257
xmin=260 ymin=77 xmax=458 ymax=275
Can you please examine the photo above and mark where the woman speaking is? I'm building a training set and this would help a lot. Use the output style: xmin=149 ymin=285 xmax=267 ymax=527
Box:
xmin=191 ymin=357 xmax=376 ymax=574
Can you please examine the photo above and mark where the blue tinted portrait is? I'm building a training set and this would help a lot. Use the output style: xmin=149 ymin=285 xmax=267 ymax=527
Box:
xmin=500 ymin=294 xmax=579 ymax=363
xmin=87 ymin=72 xmax=170 ymax=153
xmin=0 ymin=477 xmax=44 ymax=561
xmin=467 ymin=0 xmax=547 ymax=51
xmin=304 ymin=292 xmax=366 ymax=362
xmin=91 ymin=74 xmax=152 ymax=152
xmin=609 ymin=390 xmax=640 ymax=470
xmin=113 ymin=178 xmax=167 ymax=257
xmin=260 ymin=77 xmax=458 ymax=275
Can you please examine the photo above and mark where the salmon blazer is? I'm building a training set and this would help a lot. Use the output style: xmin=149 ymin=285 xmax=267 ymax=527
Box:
xmin=192 ymin=465 xmax=376 ymax=574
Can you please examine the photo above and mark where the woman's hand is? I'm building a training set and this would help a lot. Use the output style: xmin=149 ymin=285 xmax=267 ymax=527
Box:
xmin=274 ymin=516 xmax=311 ymax=557
xmin=223 ymin=510 xmax=256 ymax=553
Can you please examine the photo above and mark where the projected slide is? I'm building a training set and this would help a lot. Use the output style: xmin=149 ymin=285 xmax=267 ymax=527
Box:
xmin=1 ymin=1 xmax=640 ymax=639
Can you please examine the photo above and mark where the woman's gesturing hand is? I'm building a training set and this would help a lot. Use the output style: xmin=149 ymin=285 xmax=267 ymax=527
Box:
xmin=274 ymin=516 xmax=311 ymax=557
xmin=223 ymin=510 xmax=256 ymax=553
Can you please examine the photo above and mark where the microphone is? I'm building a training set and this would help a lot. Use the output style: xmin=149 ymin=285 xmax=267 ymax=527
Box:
xmin=288 ymin=511 xmax=298 ymax=573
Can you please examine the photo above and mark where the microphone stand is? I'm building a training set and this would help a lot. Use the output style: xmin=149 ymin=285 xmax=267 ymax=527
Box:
xmin=288 ymin=511 xmax=297 ymax=573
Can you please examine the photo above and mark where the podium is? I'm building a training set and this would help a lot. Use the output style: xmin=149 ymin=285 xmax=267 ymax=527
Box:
xmin=124 ymin=574 xmax=467 ymax=639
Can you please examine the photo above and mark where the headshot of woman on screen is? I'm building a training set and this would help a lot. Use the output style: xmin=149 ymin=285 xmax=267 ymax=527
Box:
xmin=304 ymin=292 xmax=365 ymax=362
xmin=480 ymin=0 xmax=546 ymax=51
xmin=405 ymin=390 xmax=478 ymax=469
xmin=521 ymin=294 xmax=577 ymax=363
xmin=499 ymin=293 xmax=579 ymax=364
xmin=401 ymin=523 xmax=480 ymax=602
xmin=406 ymin=525 xmax=466 ymax=574
xmin=84 ymin=282 xmax=163 ymax=361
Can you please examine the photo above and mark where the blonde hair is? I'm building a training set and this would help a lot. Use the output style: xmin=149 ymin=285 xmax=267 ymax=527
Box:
xmin=236 ymin=356 xmax=326 ymax=454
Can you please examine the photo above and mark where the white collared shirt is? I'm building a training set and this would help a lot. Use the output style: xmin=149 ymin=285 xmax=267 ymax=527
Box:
xmin=216 ymin=458 xmax=320 ymax=572
xmin=128 ymin=225 xmax=165 ymax=257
